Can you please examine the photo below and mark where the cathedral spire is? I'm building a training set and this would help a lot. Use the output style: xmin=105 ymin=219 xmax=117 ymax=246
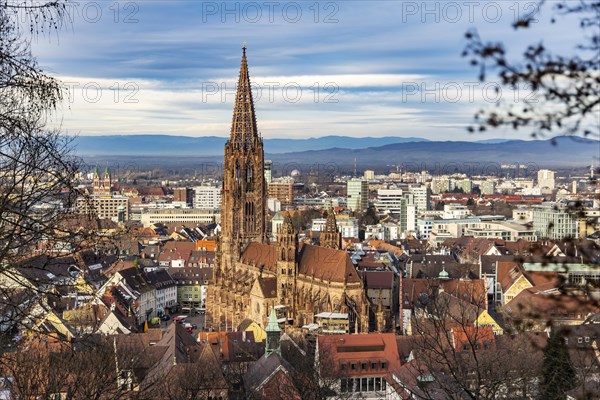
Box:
xmin=230 ymin=44 xmax=258 ymax=147
xmin=321 ymin=207 xmax=342 ymax=249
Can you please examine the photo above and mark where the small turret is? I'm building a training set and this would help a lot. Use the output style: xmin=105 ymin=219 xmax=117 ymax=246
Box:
xmin=265 ymin=308 xmax=281 ymax=357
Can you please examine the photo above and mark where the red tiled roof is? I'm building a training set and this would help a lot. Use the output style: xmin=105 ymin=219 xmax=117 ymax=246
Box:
xmin=359 ymin=270 xmax=394 ymax=289
xmin=298 ymin=244 xmax=361 ymax=284
xmin=451 ymin=325 xmax=495 ymax=351
xmin=401 ymin=278 xmax=487 ymax=309
xmin=497 ymin=261 xmax=529 ymax=293
xmin=241 ymin=242 xmax=277 ymax=272
xmin=318 ymin=333 xmax=401 ymax=378
xmin=257 ymin=277 xmax=277 ymax=298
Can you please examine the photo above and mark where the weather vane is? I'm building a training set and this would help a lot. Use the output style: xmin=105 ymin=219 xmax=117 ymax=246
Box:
xmin=242 ymin=41 xmax=247 ymax=50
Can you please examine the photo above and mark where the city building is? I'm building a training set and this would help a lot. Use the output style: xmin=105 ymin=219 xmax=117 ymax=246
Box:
xmin=457 ymin=178 xmax=473 ymax=194
xmin=463 ymin=221 xmax=537 ymax=241
xmin=363 ymin=170 xmax=375 ymax=180
xmin=268 ymin=182 xmax=293 ymax=207
xmin=431 ymin=177 xmax=450 ymax=194
xmin=193 ymin=185 xmax=222 ymax=210
xmin=409 ymin=185 xmax=430 ymax=212
xmin=311 ymin=216 xmax=359 ymax=239
xmin=316 ymin=333 xmax=401 ymax=398
xmin=169 ymin=267 xmax=213 ymax=309
xmin=264 ymin=159 xmax=273 ymax=184
xmin=140 ymin=208 xmax=220 ymax=226
xmin=375 ymin=189 xmax=404 ymax=214
xmin=145 ymin=269 xmax=177 ymax=314
xmin=347 ymin=178 xmax=368 ymax=212
xmin=77 ymin=194 xmax=129 ymax=221
xmin=173 ymin=187 xmax=194 ymax=207
xmin=537 ymin=169 xmax=555 ymax=190
xmin=533 ymin=202 xmax=578 ymax=239
xmin=480 ymin=180 xmax=496 ymax=195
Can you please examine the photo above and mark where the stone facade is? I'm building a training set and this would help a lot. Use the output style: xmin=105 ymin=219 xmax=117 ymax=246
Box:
xmin=207 ymin=47 xmax=369 ymax=333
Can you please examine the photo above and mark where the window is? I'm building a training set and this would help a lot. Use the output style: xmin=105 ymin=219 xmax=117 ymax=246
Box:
xmin=361 ymin=362 xmax=367 ymax=370
xmin=381 ymin=361 xmax=387 ymax=369
xmin=351 ymin=362 xmax=356 ymax=370
xmin=340 ymin=378 xmax=348 ymax=393
xmin=371 ymin=362 xmax=377 ymax=369
xmin=340 ymin=363 xmax=346 ymax=371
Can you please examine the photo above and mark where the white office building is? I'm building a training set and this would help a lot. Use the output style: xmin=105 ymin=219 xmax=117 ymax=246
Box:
xmin=193 ymin=186 xmax=222 ymax=210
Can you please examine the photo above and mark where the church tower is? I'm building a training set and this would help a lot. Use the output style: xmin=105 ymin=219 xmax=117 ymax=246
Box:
xmin=92 ymin=164 xmax=101 ymax=194
xmin=220 ymin=44 xmax=266 ymax=261
xmin=276 ymin=213 xmax=297 ymax=309
xmin=265 ymin=308 xmax=281 ymax=357
xmin=102 ymin=164 xmax=111 ymax=194
xmin=320 ymin=207 xmax=342 ymax=250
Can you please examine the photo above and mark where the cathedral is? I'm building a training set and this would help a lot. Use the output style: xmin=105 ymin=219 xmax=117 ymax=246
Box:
xmin=207 ymin=46 xmax=370 ymax=333
xmin=93 ymin=164 xmax=112 ymax=195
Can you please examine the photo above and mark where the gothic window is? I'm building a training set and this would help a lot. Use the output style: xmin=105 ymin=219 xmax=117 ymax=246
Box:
xmin=246 ymin=163 xmax=253 ymax=192
xmin=235 ymin=161 xmax=241 ymax=193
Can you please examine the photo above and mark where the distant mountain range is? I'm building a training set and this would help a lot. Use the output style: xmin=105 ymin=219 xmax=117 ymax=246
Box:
xmin=264 ymin=136 xmax=599 ymax=169
xmin=72 ymin=135 xmax=430 ymax=156
xmin=75 ymin=135 xmax=599 ymax=169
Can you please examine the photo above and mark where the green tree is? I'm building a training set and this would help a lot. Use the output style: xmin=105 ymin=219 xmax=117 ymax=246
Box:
xmin=360 ymin=205 xmax=379 ymax=226
xmin=541 ymin=331 xmax=577 ymax=400
xmin=435 ymin=201 xmax=445 ymax=211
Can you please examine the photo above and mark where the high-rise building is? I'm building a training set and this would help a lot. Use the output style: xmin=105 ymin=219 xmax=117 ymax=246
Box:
xmin=173 ymin=187 xmax=194 ymax=207
xmin=375 ymin=189 xmax=404 ymax=214
xmin=533 ymin=202 xmax=577 ymax=239
xmin=363 ymin=170 xmax=375 ymax=180
xmin=264 ymin=160 xmax=273 ymax=184
xmin=431 ymin=177 xmax=450 ymax=194
xmin=409 ymin=185 xmax=429 ymax=212
xmin=193 ymin=186 xmax=222 ymax=210
xmin=537 ymin=169 xmax=555 ymax=190
xmin=480 ymin=180 xmax=495 ymax=195
xmin=77 ymin=194 xmax=129 ymax=221
xmin=457 ymin=178 xmax=473 ymax=194
xmin=268 ymin=182 xmax=293 ymax=207
xmin=347 ymin=178 xmax=368 ymax=212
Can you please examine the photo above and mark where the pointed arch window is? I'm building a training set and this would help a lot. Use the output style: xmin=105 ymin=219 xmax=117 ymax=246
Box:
xmin=246 ymin=163 xmax=253 ymax=192
xmin=235 ymin=161 xmax=242 ymax=193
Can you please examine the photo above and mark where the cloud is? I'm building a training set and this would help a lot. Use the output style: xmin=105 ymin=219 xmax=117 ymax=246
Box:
xmin=30 ymin=0 xmax=589 ymax=141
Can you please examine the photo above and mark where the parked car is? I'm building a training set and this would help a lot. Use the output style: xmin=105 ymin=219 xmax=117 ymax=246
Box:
xmin=172 ymin=315 xmax=188 ymax=322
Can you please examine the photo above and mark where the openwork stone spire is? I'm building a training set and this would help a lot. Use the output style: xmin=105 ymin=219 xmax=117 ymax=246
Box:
xmin=321 ymin=207 xmax=342 ymax=250
xmin=230 ymin=43 xmax=259 ymax=148
xmin=220 ymin=45 xmax=266 ymax=257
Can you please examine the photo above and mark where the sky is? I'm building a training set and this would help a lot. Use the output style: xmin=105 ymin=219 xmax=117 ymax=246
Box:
xmin=28 ymin=0 xmax=589 ymax=141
